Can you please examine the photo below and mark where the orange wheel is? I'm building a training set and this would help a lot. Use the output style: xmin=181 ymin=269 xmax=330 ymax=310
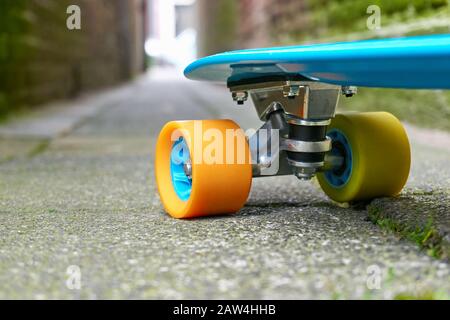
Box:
xmin=155 ymin=119 xmax=252 ymax=218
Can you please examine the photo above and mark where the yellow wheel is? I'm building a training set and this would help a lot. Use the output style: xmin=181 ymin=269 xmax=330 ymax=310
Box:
xmin=155 ymin=119 xmax=252 ymax=218
xmin=317 ymin=112 xmax=410 ymax=203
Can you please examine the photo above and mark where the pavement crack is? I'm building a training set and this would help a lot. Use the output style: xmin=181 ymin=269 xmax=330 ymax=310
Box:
xmin=366 ymin=196 xmax=449 ymax=261
xmin=27 ymin=139 xmax=51 ymax=158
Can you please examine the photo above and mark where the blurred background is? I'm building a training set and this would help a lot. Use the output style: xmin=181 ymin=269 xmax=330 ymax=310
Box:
xmin=1 ymin=0 xmax=450 ymax=129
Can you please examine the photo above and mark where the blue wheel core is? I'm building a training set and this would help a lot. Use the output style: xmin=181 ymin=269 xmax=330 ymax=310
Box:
xmin=170 ymin=137 xmax=192 ymax=201
xmin=324 ymin=129 xmax=352 ymax=187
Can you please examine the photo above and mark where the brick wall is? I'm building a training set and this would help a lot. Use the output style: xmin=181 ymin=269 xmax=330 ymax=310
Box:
xmin=196 ymin=0 xmax=307 ymax=54
xmin=197 ymin=0 xmax=238 ymax=56
xmin=0 ymin=0 xmax=146 ymax=116
xmin=239 ymin=0 xmax=308 ymax=48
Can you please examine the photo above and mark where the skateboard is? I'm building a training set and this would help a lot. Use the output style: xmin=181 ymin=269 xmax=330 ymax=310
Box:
xmin=155 ymin=34 xmax=450 ymax=219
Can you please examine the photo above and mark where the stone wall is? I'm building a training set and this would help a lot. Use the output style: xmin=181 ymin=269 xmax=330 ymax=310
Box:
xmin=0 ymin=0 xmax=146 ymax=117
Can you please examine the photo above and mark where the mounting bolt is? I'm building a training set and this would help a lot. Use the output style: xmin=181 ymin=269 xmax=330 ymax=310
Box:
xmin=232 ymin=91 xmax=248 ymax=105
xmin=183 ymin=159 xmax=192 ymax=179
xmin=341 ymin=86 xmax=357 ymax=97
xmin=293 ymin=167 xmax=316 ymax=180
xmin=283 ymin=85 xmax=300 ymax=99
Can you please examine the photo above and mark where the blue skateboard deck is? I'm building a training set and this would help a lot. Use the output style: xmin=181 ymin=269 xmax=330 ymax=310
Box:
xmin=185 ymin=34 xmax=450 ymax=89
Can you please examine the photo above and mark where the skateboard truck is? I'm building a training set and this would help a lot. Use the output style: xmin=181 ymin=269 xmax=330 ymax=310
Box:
xmin=229 ymin=80 xmax=343 ymax=179
xmin=157 ymin=35 xmax=422 ymax=218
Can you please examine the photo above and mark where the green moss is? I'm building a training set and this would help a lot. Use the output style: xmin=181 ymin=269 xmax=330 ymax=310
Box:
xmin=368 ymin=206 xmax=445 ymax=259
xmin=338 ymin=88 xmax=450 ymax=131
xmin=394 ymin=291 xmax=450 ymax=300
xmin=331 ymin=291 xmax=342 ymax=300
xmin=302 ymin=0 xmax=450 ymax=40
xmin=28 ymin=139 xmax=50 ymax=158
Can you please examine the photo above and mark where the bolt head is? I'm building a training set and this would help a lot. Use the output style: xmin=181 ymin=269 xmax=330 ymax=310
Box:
xmin=183 ymin=161 xmax=192 ymax=179
xmin=231 ymin=91 xmax=248 ymax=105
xmin=341 ymin=86 xmax=357 ymax=97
